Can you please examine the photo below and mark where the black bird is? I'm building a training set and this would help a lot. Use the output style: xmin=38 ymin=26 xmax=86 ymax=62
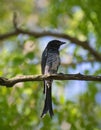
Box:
xmin=41 ymin=40 xmax=66 ymax=118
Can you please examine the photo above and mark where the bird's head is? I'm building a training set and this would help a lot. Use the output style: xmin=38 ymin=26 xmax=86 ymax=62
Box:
xmin=47 ymin=40 xmax=66 ymax=50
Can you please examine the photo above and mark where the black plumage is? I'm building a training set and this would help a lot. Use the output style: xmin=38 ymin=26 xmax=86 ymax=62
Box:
xmin=41 ymin=40 xmax=65 ymax=118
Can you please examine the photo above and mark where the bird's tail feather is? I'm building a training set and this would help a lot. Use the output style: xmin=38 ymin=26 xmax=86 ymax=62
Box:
xmin=43 ymin=81 xmax=45 ymax=94
xmin=41 ymin=82 xmax=54 ymax=118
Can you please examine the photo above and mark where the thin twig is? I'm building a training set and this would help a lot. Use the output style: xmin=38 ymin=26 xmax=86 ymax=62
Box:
xmin=13 ymin=12 xmax=18 ymax=29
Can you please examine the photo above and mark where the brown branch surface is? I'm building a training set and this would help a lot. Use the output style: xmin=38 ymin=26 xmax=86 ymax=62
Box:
xmin=0 ymin=73 xmax=101 ymax=87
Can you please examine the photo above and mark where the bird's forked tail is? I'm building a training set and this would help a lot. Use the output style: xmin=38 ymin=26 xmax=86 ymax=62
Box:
xmin=41 ymin=82 xmax=54 ymax=118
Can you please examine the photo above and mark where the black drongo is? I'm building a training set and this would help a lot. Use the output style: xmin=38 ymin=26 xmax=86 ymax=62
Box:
xmin=41 ymin=40 xmax=66 ymax=118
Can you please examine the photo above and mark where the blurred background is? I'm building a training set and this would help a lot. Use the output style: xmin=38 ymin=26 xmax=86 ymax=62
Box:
xmin=0 ymin=0 xmax=101 ymax=130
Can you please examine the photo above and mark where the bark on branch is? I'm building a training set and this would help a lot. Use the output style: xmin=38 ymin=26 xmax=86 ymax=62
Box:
xmin=0 ymin=73 xmax=101 ymax=88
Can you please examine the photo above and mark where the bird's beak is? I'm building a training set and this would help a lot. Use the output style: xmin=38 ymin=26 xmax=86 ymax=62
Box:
xmin=61 ymin=42 xmax=66 ymax=45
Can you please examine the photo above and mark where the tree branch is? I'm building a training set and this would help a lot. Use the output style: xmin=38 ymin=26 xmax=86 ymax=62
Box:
xmin=0 ymin=73 xmax=101 ymax=87
xmin=0 ymin=28 xmax=101 ymax=61
xmin=0 ymin=13 xmax=101 ymax=61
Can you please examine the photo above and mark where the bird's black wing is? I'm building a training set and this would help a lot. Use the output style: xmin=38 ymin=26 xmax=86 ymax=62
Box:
xmin=41 ymin=48 xmax=48 ymax=74
xmin=41 ymin=48 xmax=48 ymax=93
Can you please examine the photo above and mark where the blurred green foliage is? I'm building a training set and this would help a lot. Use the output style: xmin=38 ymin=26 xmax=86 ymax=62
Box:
xmin=0 ymin=0 xmax=101 ymax=130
